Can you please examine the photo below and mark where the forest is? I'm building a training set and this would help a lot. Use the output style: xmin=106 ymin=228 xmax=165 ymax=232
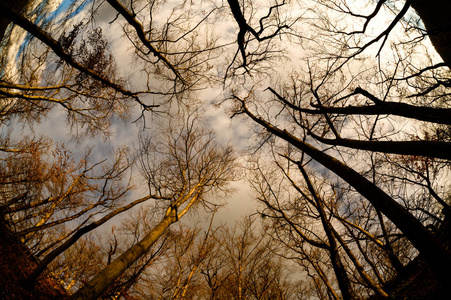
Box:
xmin=0 ymin=0 xmax=450 ymax=299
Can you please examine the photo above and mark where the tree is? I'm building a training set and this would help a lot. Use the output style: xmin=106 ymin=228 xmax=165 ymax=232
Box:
xmin=0 ymin=135 xmax=133 ymax=258
xmin=72 ymin=113 xmax=237 ymax=299
xmin=97 ymin=215 xmax=306 ymax=300
xmin=89 ymin=205 xmax=176 ymax=299
xmin=0 ymin=0 xmax=225 ymax=136
xmin=1 ymin=0 xmax=236 ymax=297
xmin=211 ymin=216 xmax=300 ymax=300
xmin=1 ymin=110 xmax=236 ymax=298
xmin=248 ymin=148 xmax=406 ymax=298
xmin=2 ymin=0 xmax=451 ymax=298
xmin=232 ymin=0 xmax=451 ymax=295
xmin=136 ymin=214 xmax=217 ymax=300
xmin=0 ymin=4 xmax=135 ymax=137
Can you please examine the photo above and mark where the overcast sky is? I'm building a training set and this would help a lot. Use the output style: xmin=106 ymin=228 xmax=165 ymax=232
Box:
xmin=8 ymin=0 xmax=264 ymax=227
xmin=10 ymin=0 xmax=437 ymax=229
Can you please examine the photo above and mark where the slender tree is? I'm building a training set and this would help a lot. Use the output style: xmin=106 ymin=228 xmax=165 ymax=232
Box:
xmin=72 ymin=114 xmax=237 ymax=299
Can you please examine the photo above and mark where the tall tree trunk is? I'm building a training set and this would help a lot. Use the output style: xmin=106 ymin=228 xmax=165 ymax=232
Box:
xmin=28 ymin=195 xmax=158 ymax=284
xmin=411 ymin=0 xmax=451 ymax=67
xmin=297 ymin=164 xmax=356 ymax=300
xmin=71 ymin=210 xmax=178 ymax=300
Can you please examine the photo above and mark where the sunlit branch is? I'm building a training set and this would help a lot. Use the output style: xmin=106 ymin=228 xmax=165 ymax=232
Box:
xmin=0 ymin=3 xmax=157 ymax=111
xmin=27 ymin=194 xmax=170 ymax=284
xmin=330 ymin=225 xmax=388 ymax=297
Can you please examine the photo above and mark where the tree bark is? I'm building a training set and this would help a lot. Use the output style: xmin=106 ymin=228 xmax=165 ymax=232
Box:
xmin=0 ymin=0 xmax=29 ymax=42
xmin=411 ymin=0 xmax=451 ymax=67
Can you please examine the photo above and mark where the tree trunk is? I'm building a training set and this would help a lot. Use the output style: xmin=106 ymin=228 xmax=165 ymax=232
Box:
xmin=28 ymin=195 xmax=156 ymax=284
xmin=242 ymin=103 xmax=451 ymax=286
xmin=411 ymin=0 xmax=451 ymax=67
xmin=298 ymin=164 xmax=356 ymax=300
xmin=71 ymin=210 xmax=177 ymax=300
xmin=0 ymin=0 xmax=29 ymax=42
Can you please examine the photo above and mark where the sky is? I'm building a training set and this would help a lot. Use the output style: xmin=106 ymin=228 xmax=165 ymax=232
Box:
xmin=95 ymin=0 xmax=259 ymax=225
xmin=4 ymin=1 xmax=451 ymax=298
xmin=5 ymin=0 xmax=443 ymax=232
xmin=7 ymin=0 xmax=262 ymax=226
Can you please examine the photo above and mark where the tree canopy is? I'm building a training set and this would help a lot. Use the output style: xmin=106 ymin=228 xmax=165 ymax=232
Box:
xmin=0 ymin=0 xmax=450 ymax=299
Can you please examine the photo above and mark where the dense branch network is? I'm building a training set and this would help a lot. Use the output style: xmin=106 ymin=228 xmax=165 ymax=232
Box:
xmin=235 ymin=95 xmax=451 ymax=286
xmin=227 ymin=0 xmax=289 ymax=69
xmin=0 ymin=2 xmax=157 ymax=112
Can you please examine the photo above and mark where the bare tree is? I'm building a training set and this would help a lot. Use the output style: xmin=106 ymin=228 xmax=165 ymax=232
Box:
xmin=71 ymin=113 xmax=237 ymax=299
xmin=0 ymin=1 xmax=235 ymax=297
xmin=198 ymin=216 xmax=302 ymax=300
xmin=248 ymin=146 xmax=405 ymax=298
xmin=231 ymin=0 xmax=451 ymax=296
